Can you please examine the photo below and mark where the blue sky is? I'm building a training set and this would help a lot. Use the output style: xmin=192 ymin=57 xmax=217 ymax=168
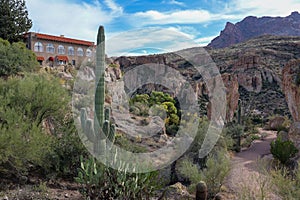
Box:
xmin=26 ymin=0 xmax=300 ymax=56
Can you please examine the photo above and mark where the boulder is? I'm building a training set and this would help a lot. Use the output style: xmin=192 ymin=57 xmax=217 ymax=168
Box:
xmin=288 ymin=122 xmax=300 ymax=154
xmin=265 ymin=116 xmax=286 ymax=131
xmin=158 ymin=182 xmax=194 ymax=200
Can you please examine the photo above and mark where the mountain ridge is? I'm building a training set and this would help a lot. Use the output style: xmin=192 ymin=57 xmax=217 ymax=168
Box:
xmin=208 ymin=11 xmax=300 ymax=48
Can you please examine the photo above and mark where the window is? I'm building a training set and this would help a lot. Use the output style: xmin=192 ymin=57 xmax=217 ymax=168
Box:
xmin=86 ymin=48 xmax=92 ymax=57
xmin=68 ymin=46 xmax=74 ymax=56
xmin=72 ymin=60 xmax=76 ymax=65
xmin=34 ymin=42 xmax=43 ymax=52
xmin=46 ymin=43 xmax=55 ymax=53
xmin=77 ymin=48 xmax=84 ymax=56
xmin=58 ymin=45 xmax=65 ymax=54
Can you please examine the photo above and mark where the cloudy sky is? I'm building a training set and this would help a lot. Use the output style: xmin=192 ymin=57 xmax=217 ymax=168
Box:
xmin=26 ymin=0 xmax=299 ymax=56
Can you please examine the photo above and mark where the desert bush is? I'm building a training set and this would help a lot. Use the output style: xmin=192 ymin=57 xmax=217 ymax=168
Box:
xmin=0 ymin=74 xmax=86 ymax=178
xmin=114 ymin=133 xmax=147 ymax=153
xmin=75 ymin=156 xmax=161 ymax=199
xmin=270 ymin=164 xmax=300 ymax=199
xmin=129 ymin=91 xmax=180 ymax=135
xmin=178 ymin=151 xmax=230 ymax=198
xmin=222 ymin=124 xmax=244 ymax=151
xmin=0 ymin=74 xmax=63 ymax=176
xmin=270 ymin=137 xmax=298 ymax=165
xmin=0 ymin=38 xmax=38 ymax=76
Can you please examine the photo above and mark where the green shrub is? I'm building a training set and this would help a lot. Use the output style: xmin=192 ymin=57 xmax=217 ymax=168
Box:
xmin=271 ymin=164 xmax=300 ymax=199
xmin=75 ymin=155 xmax=161 ymax=199
xmin=0 ymin=74 xmax=84 ymax=178
xmin=0 ymin=38 xmax=38 ymax=76
xmin=115 ymin=133 xmax=147 ymax=153
xmin=178 ymin=151 xmax=230 ymax=198
xmin=129 ymin=91 xmax=180 ymax=135
xmin=222 ymin=124 xmax=244 ymax=151
xmin=270 ymin=137 xmax=298 ymax=165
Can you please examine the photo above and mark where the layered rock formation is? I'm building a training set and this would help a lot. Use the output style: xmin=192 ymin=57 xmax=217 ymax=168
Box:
xmin=282 ymin=59 xmax=300 ymax=154
xmin=283 ymin=59 xmax=300 ymax=122
xmin=113 ymin=35 xmax=300 ymax=119
xmin=208 ymin=11 xmax=300 ymax=48
xmin=209 ymin=35 xmax=300 ymax=117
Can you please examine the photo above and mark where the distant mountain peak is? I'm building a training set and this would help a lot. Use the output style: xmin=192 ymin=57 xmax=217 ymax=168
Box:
xmin=208 ymin=11 xmax=300 ymax=48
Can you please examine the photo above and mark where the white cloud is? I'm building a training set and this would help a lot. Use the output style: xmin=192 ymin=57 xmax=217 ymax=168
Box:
xmin=194 ymin=36 xmax=217 ymax=46
xmin=26 ymin=0 xmax=121 ymax=42
xmin=133 ymin=9 xmax=241 ymax=25
xmin=229 ymin=0 xmax=300 ymax=17
xmin=106 ymin=27 xmax=200 ymax=56
xmin=162 ymin=0 xmax=186 ymax=6
xmin=104 ymin=0 xmax=123 ymax=15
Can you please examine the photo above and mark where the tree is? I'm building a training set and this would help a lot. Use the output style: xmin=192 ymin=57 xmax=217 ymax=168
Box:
xmin=0 ymin=0 xmax=32 ymax=43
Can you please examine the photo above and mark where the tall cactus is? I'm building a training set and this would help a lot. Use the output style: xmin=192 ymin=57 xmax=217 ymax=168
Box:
xmin=237 ymin=99 xmax=242 ymax=125
xmin=95 ymin=25 xmax=105 ymax=128
xmin=94 ymin=25 xmax=116 ymax=153
xmin=235 ymin=99 xmax=243 ymax=152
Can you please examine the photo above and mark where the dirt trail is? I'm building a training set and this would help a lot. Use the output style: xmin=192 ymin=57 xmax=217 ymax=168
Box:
xmin=224 ymin=128 xmax=281 ymax=199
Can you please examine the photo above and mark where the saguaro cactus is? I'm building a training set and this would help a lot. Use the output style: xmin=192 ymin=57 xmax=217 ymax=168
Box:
xmin=196 ymin=181 xmax=208 ymax=200
xmin=95 ymin=25 xmax=106 ymax=128
xmin=237 ymin=99 xmax=242 ymax=125
xmin=94 ymin=25 xmax=116 ymax=152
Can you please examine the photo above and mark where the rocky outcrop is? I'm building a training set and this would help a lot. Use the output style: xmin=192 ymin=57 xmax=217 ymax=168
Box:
xmin=282 ymin=59 xmax=300 ymax=122
xmin=210 ymin=36 xmax=300 ymax=117
xmin=158 ymin=182 xmax=194 ymax=200
xmin=282 ymin=59 xmax=300 ymax=155
xmin=208 ymin=11 xmax=300 ymax=48
xmin=206 ymin=73 xmax=239 ymax=122
xmin=114 ymin=35 xmax=300 ymax=118
xmin=265 ymin=116 xmax=286 ymax=131
xmin=288 ymin=122 xmax=300 ymax=157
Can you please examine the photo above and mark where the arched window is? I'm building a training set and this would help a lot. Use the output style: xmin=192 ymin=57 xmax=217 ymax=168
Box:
xmin=46 ymin=43 xmax=54 ymax=53
xmin=68 ymin=46 xmax=74 ymax=56
xmin=86 ymin=48 xmax=92 ymax=57
xmin=77 ymin=48 xmax=84 ymax=56
xmin=34 ymin=42 xmax=43 ymax=52
xmin=58 ymin=45 xmax=65 ymax=54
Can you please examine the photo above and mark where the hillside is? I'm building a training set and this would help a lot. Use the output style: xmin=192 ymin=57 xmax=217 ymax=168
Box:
xmin=113 ymin=35 xmax=300 ymax=119
xmin=208 ymin=11 xmax=300 ymax=48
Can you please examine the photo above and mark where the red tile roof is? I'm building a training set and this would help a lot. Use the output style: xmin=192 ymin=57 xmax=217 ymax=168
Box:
xmin=27 ymin=32 xmax=94 ymax=46
xmin=37 ymin=56 xmax=44 ymax=61
xmin=55 ymin=55 xmax=69 ymax=61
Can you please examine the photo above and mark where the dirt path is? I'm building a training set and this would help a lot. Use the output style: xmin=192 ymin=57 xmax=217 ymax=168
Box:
xmin=223 ymin=128 xmax=282 ymax=199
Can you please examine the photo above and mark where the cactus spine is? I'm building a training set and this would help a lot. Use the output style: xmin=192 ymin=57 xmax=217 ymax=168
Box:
xmin=196 ymin=181 xmax=208 ymax=200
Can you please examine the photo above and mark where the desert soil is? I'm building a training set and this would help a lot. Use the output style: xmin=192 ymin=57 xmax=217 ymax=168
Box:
xmin=223 ymin=128 xmax=282 ymax=199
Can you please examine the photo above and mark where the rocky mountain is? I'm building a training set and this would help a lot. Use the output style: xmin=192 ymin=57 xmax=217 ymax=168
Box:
xmin=112 ymin=35 xmax=300 ymax=121
xmin=208 ymin=11 xmax=300 ymax=48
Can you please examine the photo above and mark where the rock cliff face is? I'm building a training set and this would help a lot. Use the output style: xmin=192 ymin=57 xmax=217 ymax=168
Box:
xmin=208 ymin=11 xmax=300 ymax=48
xmin=282 ymin=59 xmax=300 ymax=154
xmin=113 ymin=35 xmax=300 ymax=119
xmin=209 ymin=35 xmax=300 ymax=117
xmin=282 ymin=59 xmax=300 ymax=122
xmin=114 ymin=51 xmax=239 ymax=122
